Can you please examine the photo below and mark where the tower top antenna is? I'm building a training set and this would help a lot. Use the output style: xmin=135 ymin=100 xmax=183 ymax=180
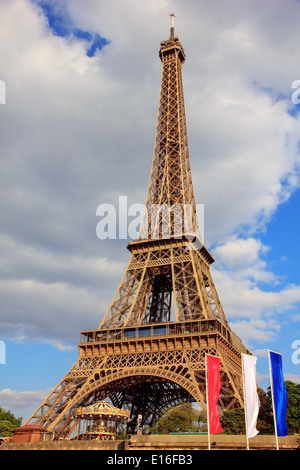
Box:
xmin=170 ymin=13 xmax=175 ymax=38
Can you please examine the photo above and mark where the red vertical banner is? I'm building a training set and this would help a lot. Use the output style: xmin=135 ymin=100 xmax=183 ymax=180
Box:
xmin=206 ymin=354 xmax=224 ymax=435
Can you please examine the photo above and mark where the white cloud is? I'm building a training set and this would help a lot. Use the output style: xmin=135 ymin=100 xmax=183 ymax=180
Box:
xmin=229 ymin=318 xmax=280 ymax=344
xmin=0 ymin=234 xmax=125 ymax=289
xmin=0 ymin=0 xmax=300 ymax=349
xmin=0 ymin=233 xmax=126 ymax=344
xmin=211 ymin=236 xmax=300 ymax=345
xmin=0 ymin=277 xmax=113 ymax=344
xmin=213 ymin=262 xmax=300 ymax=318
xmin=251 ymin=348 xmax=269 ymax=358
xmin=284 ymin=374 xmax=300 ymax=384
xmin=212 ymin=236 xmax=274 ymax=282
xmin=0 ymin=388 xmax=50 ymax=411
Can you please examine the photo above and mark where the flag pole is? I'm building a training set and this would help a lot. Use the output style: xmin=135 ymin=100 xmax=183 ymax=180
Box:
xmin=241 ymin=353 xmax=250 ymax=450
xmin=268 ymin=349 xmax=279 ymax=450
xmin=205 ymin=353 xmax=211 ymax=450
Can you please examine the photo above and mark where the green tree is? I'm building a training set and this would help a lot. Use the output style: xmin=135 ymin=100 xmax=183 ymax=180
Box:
xmin=220 ymin=408 xmax=245 ymax=435
xmin=256 ymin=386 xmax=274 ymax=434
xmin=149 ymin=381 xmax=300 ymax=436
xmin=150 ymin=403 xmax=201 ymax=434
xmin=220 ymin=388 xmax=274 ymax=435
xmin=266 ymin=381 xmax=300 ymax=434
xmin=0 ymin=407 xmax=21 ymax=437
xmin=285 ymin=381 xmax=300 ymax=433
xmin=221 ymin=381 xmax=300 ymax=435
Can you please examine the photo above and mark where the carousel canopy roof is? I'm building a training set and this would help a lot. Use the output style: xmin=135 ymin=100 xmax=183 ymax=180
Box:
xmin=73 ymin=401 xmax=130 ymax=420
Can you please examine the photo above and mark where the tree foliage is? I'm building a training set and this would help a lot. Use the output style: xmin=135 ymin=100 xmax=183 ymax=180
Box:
xmin=221 ymin=381 xmax=299 ymax=435
xmin=220 ymin=408 xmax=245 ymax=435
xmin=149 ymin=403 xmax=204 ymax=434
xmin=150 ymin=381 xmax=299 ymax=436
xmin=0 ymin=407 xmax=22 ymax=437
xmin=266 ymin=381 xmax=300 ymax=434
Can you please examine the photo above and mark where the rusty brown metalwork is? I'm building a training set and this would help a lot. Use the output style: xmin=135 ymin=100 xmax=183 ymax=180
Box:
xmin=26 ymin=21 xmax=250 ymax=437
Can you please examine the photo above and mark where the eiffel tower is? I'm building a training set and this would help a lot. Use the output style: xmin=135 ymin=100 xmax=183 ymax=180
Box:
xmin=26 ymin=16 xmax=250 ymax=437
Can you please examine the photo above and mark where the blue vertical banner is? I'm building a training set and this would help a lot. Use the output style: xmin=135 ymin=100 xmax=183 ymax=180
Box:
xmin=269 ymin=351 xmax=288 ymax=436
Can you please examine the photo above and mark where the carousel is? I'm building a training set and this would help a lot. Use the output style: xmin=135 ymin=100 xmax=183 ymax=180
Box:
xmin=73 ymin=401 xmax=131 ymax=440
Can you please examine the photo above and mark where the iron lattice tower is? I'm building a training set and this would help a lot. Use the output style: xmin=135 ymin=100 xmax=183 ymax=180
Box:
xmin=26 ymin=18 xmax=250 ymax=437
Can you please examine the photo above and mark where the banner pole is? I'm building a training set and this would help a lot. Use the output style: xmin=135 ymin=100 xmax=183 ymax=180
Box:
xmin=205 ymin=354 xmax=211 ymax=450
xmin=268 ymin=350 xmax=279 ymax=450
xmin=241 ymin=353 xmax=249 ymax=450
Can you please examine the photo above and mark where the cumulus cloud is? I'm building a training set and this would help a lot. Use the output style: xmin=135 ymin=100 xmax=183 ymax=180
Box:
xmin=0 ymin=0 xmax=300 ymax=351
xmin=0 ymin=388 xmax=50 ymax=411
xmin=211 ymin=236 xmax=300 ymax=345
xmin=212 ymin=236 xmax=274 ymax=281
xmin=213 ymin=266 xmax=300 ymax=319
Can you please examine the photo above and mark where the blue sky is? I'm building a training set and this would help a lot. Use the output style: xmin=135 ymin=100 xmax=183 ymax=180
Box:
xmin=261 ymin=190 xmax=300 ymax=287
xmin=0 ymin=0 xmax=299 ymax=423
xmin=35 ymin=1 xmax=110 ymax=57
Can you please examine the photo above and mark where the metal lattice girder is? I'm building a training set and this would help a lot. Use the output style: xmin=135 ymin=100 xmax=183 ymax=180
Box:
xmin=100 ymin=238 xmax=228 ymax=328
xmin=26 ymin=21 xmax=251 ymax=438
xmin=138 ymin=31 xmax=200 ymax=242
xmin=27 ymin=318 xmax=250 ymax=437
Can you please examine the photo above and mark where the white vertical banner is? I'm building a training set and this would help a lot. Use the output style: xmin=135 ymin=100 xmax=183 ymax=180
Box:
xmin=242 ymin=354 xmax=260 ymax=445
